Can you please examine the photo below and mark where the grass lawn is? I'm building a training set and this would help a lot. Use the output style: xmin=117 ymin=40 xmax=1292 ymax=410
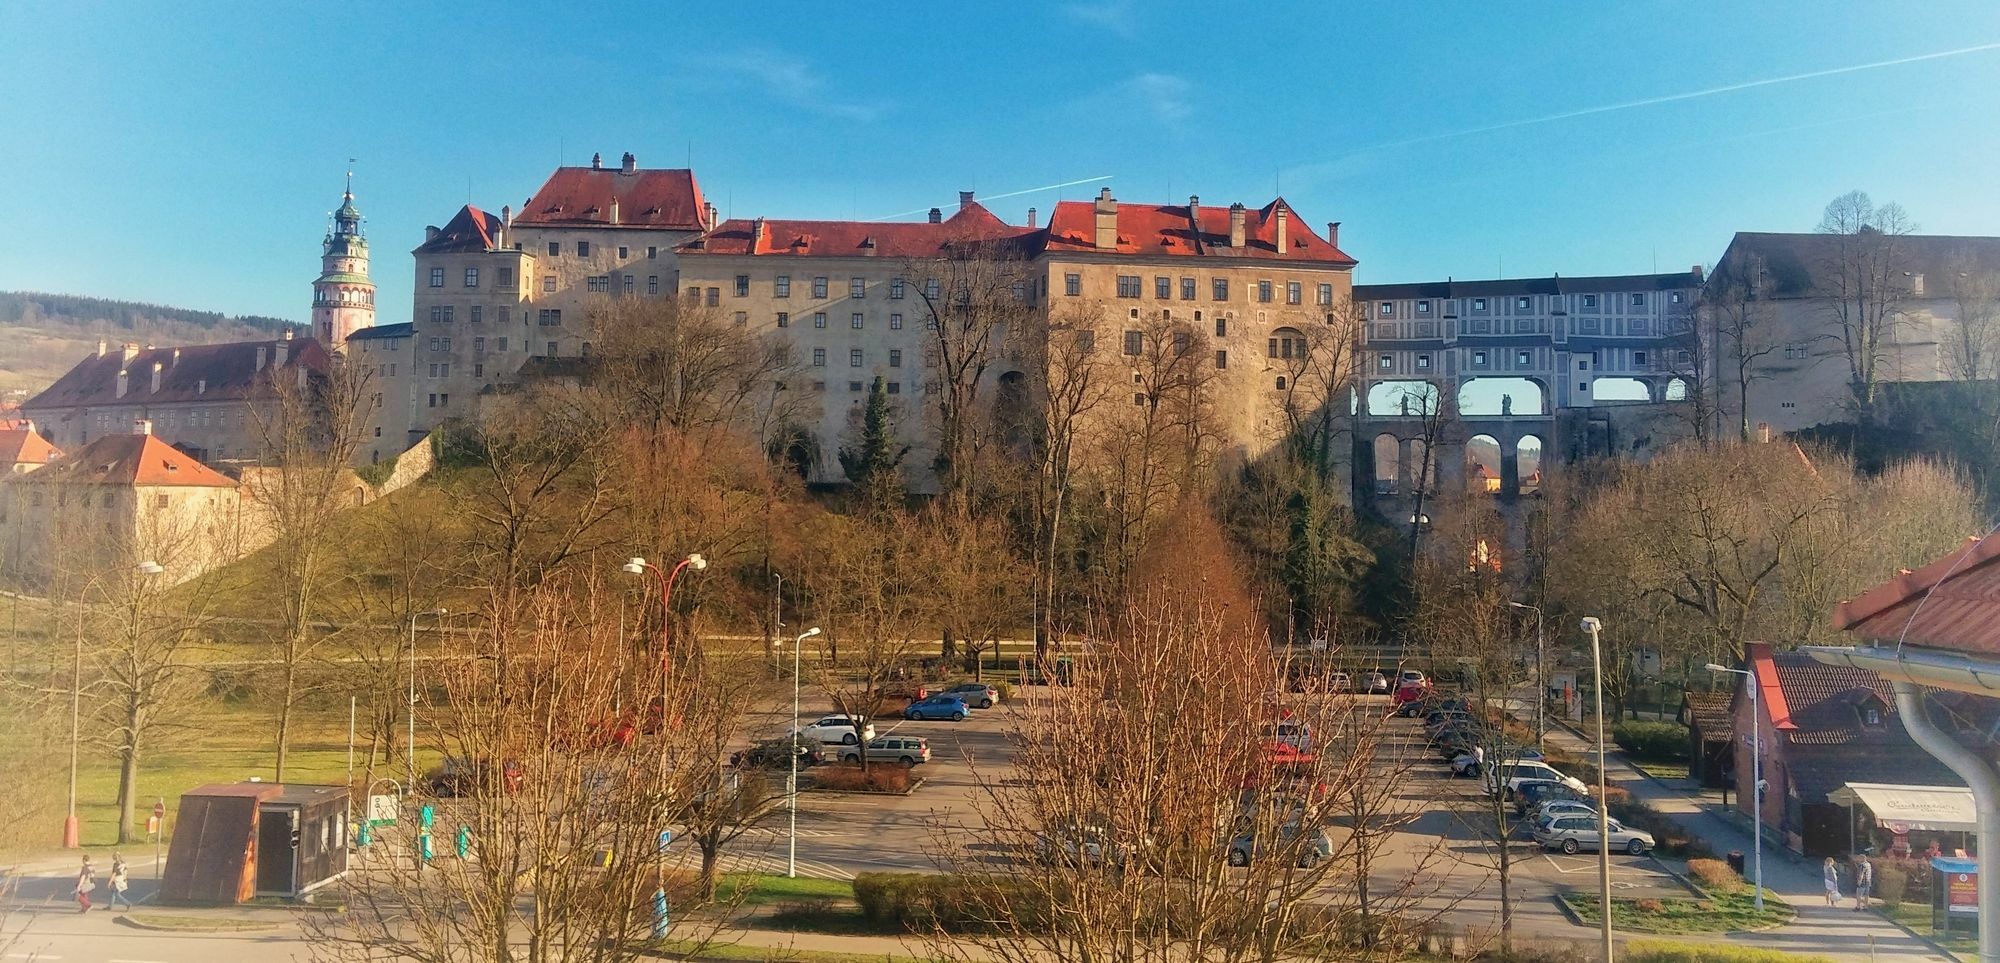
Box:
xmin=1561 ymin=889 xmax=1794 ymax=934
xmin=1630 ymin=759 xmax=1691 ymax=782
xmin=126 ymin=912 xmax=281 ymax=933
xmin=1886 ymin=902 xmax=1978 ymax=955
xmin=718 ymin=874 xmax=855 ymax=907
xmin=647 ymin=937 xmax=943 ymax=963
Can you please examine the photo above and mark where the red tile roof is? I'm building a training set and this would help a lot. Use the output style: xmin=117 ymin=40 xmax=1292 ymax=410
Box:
xmin=687 ymin=202 xmax=1038 ymax=259
xmin=33 ymin=432 xmax=235 ymax=487
xmin=0 ymin=428 xmax=59 ymax=467
xmin=1042 ymin=197 xmax=1355 ymax=265
xmin=1835 ymin=533 xmax=2000 ymax=655
xmin=515 ymin=166 xmax=707 ymax=231
xmin=21 ymin=338 xmax=328 ymax=412
xmin=416 ymin=205 xmax=502 ymax=254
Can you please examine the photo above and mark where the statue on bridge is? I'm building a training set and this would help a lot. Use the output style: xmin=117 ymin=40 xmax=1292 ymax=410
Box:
xmin=1501 ymin=393 xmax=1514 ymax=416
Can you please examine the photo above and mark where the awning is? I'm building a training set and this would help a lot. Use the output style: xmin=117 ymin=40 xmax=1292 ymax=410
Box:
xmin=1828 ymin=781 xmax=1977 ymax=833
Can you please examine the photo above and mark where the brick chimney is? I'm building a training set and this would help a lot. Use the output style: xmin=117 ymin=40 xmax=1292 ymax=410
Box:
xmin=1327 ymin=222 xmax=1341 ymax=249
xmin=959 ymin=190 xmax=975 ymax=211
xmin=150 ymin=362 xmax=163 ymax=394
xmin=116 ymin=369 xmax=129 ymax=399
xmin=752 ymin=217 xmax=767 ymax=248
xmin=1093 ymin=188 xmax=1119 ymax=250
xmin=927 ymin=208 xmax=942 ymax=224
xmin=591 ymin=152 xmax=602 ymax=169
xmin=1275 ymin=207 xmax=1289 ymax=255
xmin=1228 ymin=204 xmax=1247 ymax=248
xmin=1026 ymin=207 xmax=1037 ymax=228
xmin=621 ymin=151 xmax=636 ymax=173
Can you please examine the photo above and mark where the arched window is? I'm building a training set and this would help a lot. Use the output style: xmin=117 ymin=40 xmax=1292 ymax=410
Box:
xmin=1267 ymin=326 xmax=1306 ymax=360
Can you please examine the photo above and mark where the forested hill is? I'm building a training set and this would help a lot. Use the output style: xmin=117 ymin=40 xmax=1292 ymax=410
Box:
xmin=0 ymin=291 xmax=301 ymax=398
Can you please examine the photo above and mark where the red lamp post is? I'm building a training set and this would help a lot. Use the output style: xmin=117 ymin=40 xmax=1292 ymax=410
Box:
xmin=622 ymin=554 xmax=707 ymax=664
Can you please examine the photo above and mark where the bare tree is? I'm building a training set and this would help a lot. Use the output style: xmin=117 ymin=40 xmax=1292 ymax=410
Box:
xmin=1813 ymin=191 xmax=1917 ymax=424
xmin=1698 ymin=261 xmax=1781 ymax=442
xmin=906 ymin=242 xmax=1041 ymax=507
xmin=1093 ymin=314 xmax=1223 ymax=582
xmin=1021 ymin=300 xmax=1114 ymax=658
xmin=245 ymin=358 xmax=374 ymax=780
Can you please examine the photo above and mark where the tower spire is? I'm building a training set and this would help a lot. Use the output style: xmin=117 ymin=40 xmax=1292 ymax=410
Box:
xmin=314 ymin=168 xmax=373 ymax=352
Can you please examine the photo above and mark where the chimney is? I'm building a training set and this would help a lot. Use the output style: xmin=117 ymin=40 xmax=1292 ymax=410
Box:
xmin=1691 ymin=264 xmax=1704 ymax=283
xmin=705 ymin=202 xmax=718 ymax=231
xmin=197 ymin=379 xmax=207 ymax=395
xmin=1228 ymin=203 xmax=1247 ymax=248
xmin=95 ymin=339 xmax=108 ymax=358
xmin=751 ymin=217 xmax=767 ymax=248
xmin=282 ymin=328 xmax=294 ymax=341
xmin=1275 ymin=207 xmax=1289 ymax=255
xmin=275 ymin=339 xmax=290 ymax=367
xmin=426 ymin=225 xmax=441 ymax=242
xmin=497 ymin=204 xmax=511 ymax=249
xmin=116 ymin=369 xmax=130 ymax=399
xmin=150 ymin=362 xmax=163 ymax=394
xmin=591 ymin=151 xmax=602 ymax=169
xmin=609 ymin=197 xmax=620 ymax=225
xmin=621 ymin=151 xmax=636 ymax=173
xmin=121 ymin=342 xmax=140 ymax=363
xmin=1327 ymin=222 xmax=1341 ymax=249
xmin=1188 ymin=195 xmax=1201 ymax=222
xmin=1026 ymin=207 xmax=1037 ymax=228
xmin=959 ymin=190 xmax=975 ymax=211
xmin=170 ymin=348 xmax=180 ymax=368
xmin=255 ymin=346 xmax=268 ymax=371
xmin=927 ymin=207 xmax=942 ymax=224
xmin=1093 ymin=187 xmax=1119 ymax=250
xmin=133 ymin=418 xmax=151 ymax=436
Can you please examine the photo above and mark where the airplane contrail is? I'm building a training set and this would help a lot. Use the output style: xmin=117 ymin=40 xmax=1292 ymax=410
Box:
xmin=1363 ymin=40 xmax=2000 ymax=153
xmin=869 ymin=175 xmax=1114 ymax=221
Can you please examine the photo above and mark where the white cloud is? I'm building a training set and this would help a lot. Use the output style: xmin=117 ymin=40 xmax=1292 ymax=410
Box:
xmin=1117 ymin=72 xmax=1191 ymax=125
xmin=688 ymin=48 xmax=889 ymax=124
xmin=1062 ymin=0 xmax=1138 ymax=38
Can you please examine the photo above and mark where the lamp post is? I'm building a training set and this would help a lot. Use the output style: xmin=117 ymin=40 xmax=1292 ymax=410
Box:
xmin=1707 ymin=662 xmax=1764 ymax=912
xmin=1508 ymin=602 xmax=1546 ymax=752
xmin=788 ymin=626 xmax=822 ymax=878
xmin=1581 ymin=616 xmax=1613 ymax=963
xmin=622 ymin=554 xmax=708 ymax=667
xmin=64 ymin=560 xmax=162 ymax=849
xmin=408 ymin=608 xmax=446 ymax=795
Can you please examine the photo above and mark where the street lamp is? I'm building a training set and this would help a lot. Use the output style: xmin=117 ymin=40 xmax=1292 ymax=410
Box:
xmin=622 ymin=554 xmax=708 ymax=665
xmin=1706 ymin=662 xmax=1764 ymax=912
xmin=1581 ymin=616 xmax=1613 ymax=963
xmin=1508 ymin=602 xmax=1546 ymax=752
xmin=65 ymin=560 xmax=161 ymax=849
xmin=788 ymin=626 xmax=822 ymax=879
xmin=408 ymin=608 xmax=447 ymax=795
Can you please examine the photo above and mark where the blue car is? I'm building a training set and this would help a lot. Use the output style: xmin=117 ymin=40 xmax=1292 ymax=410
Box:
xmin=904 ymin=694 xmax=969 ymax=721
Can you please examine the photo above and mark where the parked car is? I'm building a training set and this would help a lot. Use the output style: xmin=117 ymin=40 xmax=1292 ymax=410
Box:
xmin=904 ymin=694 xmax=970 ymax=721
xmin=1327 ymin=671 xmax=1352 ymax=692
xmin=1227 ymin=823 xmax=1335 ymax=868
xmin=837 ymin=734 xmax=931 ymax=767
xmin=426 ymin=756 xmax=524 ymax=797
xmin=732 ymin=737 xmax=823 ymax=770
xmin=1529 ymin=799 xmax=1599 ymax=826
xmin=1036 ymin=821 xmax=1150 ymax=869
xmin=1361 ymin=671 xmax=1391 ymax=694
xmin=1260 ymin=739 xmax=1316 ymax=770
xmin=1533 ymin=814 xmax=1655 ymax=855
xmin=792 ymin=714 xmax=876 ymax=745
xmin=1399 ymin=670 xmax=1429 ymax=688
xmin=1513 ymin=778 xmax=1590 ymax=815
xmin=1431 ymin=723 xmax=1483 ymax=760
xmin=1485 ymin=759 xmax=1588 ymax=798
xmin=1449 ymin=750 xmax=1486 ymax=778
xmin=940 ymin=683 xmax=999 ymax=709
xmin=1393 ymin=683 xmax=1435 ymax=716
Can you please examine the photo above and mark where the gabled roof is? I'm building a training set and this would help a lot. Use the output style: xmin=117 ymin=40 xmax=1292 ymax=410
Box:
xmin=0 ymin=428 xmax=59 ymax=467
xmin=1713 ymin=231 xmax=2000 ymax=300
xmin=415 ymin=205 xmax=502 ymax=254
xmin=1041 ymin=197 xmax=1355 ymax=265
xmin=21 ymin=338 xmax=327 ymax=412
xmin=1681 ymin=691 xmax=1733 ymax=738
xmin=514 ymin=166 xmax=707 ymax=231
xmin=686 ymin=202 xmax=1039 ymax=259
xmin=31 ymin=432 xmax=235 ymax=487
xmin=346 ymin=322 xmax=414 ymax=342
xmin=1835 ymin=533 xmax=2000 ymax=655
xmin=1356 ymin=271 xmax=1702 ymax=301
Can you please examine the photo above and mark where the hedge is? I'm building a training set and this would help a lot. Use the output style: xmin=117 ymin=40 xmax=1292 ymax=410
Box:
xmin=1623 ymin=940 xmax=1831 ymax=963
xmin=851 ymin=872 xmax=1046 ymax=932
xmin=810 ymin=764 xmax=912 ymax=794
xmin=1612 ymin=721 xmax=1691 ymax=762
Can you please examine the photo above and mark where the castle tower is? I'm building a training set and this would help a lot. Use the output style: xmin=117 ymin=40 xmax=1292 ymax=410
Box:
xmin=312 ymin=174 xmax=375 ymax=351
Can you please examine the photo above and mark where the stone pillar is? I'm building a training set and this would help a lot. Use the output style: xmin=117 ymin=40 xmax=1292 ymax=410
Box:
xmin=1396 ymin=439 xmax=1413 ymax=495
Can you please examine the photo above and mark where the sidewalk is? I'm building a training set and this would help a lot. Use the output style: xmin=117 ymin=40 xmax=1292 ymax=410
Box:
xmin=1541 ymin=723 xmax=1952 ymax=961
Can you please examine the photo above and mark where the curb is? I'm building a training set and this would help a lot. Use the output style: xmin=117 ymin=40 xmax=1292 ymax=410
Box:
xmin=1871 ymin=907 xmax=1969 ymax=963
xmin=117 ymin=914 xmax=283 ymax=934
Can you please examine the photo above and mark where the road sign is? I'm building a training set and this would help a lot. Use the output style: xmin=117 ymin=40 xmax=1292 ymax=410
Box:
xmin=367 ymin=794 xmax=398 ymax=825
xmin=153 ymin=800 xmax=165 ymax=821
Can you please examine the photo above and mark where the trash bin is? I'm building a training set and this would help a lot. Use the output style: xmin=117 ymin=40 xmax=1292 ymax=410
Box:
xmin=1727 ymin=850 xmax=1745 ymax=875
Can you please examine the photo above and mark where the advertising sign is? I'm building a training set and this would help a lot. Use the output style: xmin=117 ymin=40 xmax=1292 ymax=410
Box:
xmin=1950 ymin=871 xmax=1979 ymax=915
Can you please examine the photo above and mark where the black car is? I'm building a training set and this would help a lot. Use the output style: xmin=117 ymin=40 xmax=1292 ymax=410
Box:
xmin=426 ymin=756 xmax=524 ymax=797
xmin=732 ymin=737 xmax=823 ymax=769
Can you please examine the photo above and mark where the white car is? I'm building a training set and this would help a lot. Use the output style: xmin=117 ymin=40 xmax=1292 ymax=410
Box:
xmin=791 ymin=714 xmax=876 ymax=745
xmin=1399 ymin=670 xmax=1428 ymax=688
xmin=1484 ymin=759 xmax=1588 ymax=798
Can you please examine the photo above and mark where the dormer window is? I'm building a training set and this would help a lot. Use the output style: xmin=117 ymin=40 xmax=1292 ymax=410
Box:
xmin=1864 ymin=707 xmax=1882 ymax=726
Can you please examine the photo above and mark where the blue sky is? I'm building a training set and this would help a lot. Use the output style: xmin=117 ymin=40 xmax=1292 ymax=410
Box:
xmin=4 ymin=1 xmax=1999 ymax=323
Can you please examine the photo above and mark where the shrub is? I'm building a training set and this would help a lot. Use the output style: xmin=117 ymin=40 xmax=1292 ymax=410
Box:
xmin=1635 ymin=898 xmax=1666 ymax=913
xmin=1623 ymin=940 xmax=1832 ymax=963
xmin=1876 ymin=865 xmax=1910 ymax=909
xmin=809 ymin=764 xmax=912 ymax=794
xmin=1686 ymin=858 xmax=1743 ymax=894
xmin=1880 ymin=856 xmax=1932 ymax=904
xmin=1613 ymin=721 xmax=1691 ymax=762
xmin=994 ymin=680 xmax=1016 ymax=701
xmin=851 ymin=872 xmax=1045 ymax=933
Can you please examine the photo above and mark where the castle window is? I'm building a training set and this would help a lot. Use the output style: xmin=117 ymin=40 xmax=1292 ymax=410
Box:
xmin=469 ymin=306 xmax=482 ymax=324
xmin=547 ymin=242 xmax=560 ymax=256
xmin=891 ymin=278 xmax=906 ymax=299
xmin=464 ymin=268 xmax=479 ymax=288
xmin=851 ymin=278 xmax=866 ymax=299
xmin=1317 ymin=283 xmax=1333 ymax=306
xmin=850 ymin=349 xmax=863 ymax=367
xmin=542 ymin=276 xmax=555 ymax=293
xmin=812 ymin=348 xmax=826 ymax=367
xmin=1065 ymin=274 xmax=1082 ymax=297
xmin=648 ymin=276 xmax=659 ymax=295
xmin=1212 ymin=278 xmax=1230 ymax=301
xmin=1257 ymin=280 xmax=1273 ymax=303
xmin=618 ymin=246 xmax=629 ymax=259
xmin=777 ymin=312 xmax=790 ymax=328
xmin=1156 ymin=276 xmax=1172 ymax=299
xmin=736 ymin=275 xmax=751 ymax=297
xmin=429 ymin=268 xmax=444 ymax=288
xmin=576 ymin=241 xmax=591 ymax=257
xmin=814 ymin=312 xmax=827 ymax=329
xmin=890 ymin=313 xmax=903 ymax=330
xmin=1215 ymin=349 xmax=1228 ymax=369
xmin=851 ymin=313 xmax=864 ymax=330
xmin=776 ymin=275 xmax=791 ymax=297
xmin=890 ymin=350 xmax=903 ymax=367
xmin=1287 ymin=281 xmax=1302 ymax=305
xmin=812 ymin=277 xmax=829 ymax=298
xmin=1117 ymin=276 xmax=1142 ymax=298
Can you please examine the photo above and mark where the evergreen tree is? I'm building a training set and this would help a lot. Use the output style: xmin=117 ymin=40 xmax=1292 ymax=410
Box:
xmin=838 ymin=376 xmax=907 ymax=508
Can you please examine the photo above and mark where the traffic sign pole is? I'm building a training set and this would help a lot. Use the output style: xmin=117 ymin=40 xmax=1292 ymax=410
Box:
xmin=153 ymin=798 xmax=166 ymax=877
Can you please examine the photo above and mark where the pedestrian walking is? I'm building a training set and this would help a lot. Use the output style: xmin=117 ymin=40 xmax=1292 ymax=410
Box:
xmin=107 ymin=853 xmax=130 ymax=911
xmin=1823 ymin=856 xmax=1842 ymax=906
xmin=73 ymin=860 xmax=94 ymax=914
xmin=1854 ymin=855 xmax=1873 ymax=911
